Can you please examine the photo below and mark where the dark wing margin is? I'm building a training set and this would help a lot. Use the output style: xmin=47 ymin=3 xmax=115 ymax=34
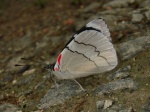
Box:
xmin=64 ymin=26 xmax=101 ymax=48
xmin=63 ymin=18 xmax=111 ymax=49
xmin=86 ymin=18 xmax=111 ymax=41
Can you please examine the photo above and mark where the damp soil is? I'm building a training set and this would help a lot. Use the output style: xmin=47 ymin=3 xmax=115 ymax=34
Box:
xmin=0 ymin=0 xmax=150 ymax=111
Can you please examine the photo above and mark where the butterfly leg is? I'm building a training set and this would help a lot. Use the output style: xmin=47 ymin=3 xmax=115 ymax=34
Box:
xmin=71 ymin=79 xmax=85 ymax=91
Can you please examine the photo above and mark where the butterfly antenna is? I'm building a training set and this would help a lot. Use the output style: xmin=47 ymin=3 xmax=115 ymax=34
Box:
xmin=21 ymin=58 xmax=56 ymax=71
xmin=15 ymin=64 xmax=30 ymax=74
xmin=21 ymin=57 xmax=48 ymax=66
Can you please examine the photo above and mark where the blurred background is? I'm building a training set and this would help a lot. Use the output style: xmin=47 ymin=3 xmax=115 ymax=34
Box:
xmin=0 ymin=0 xmax=150 ymax=111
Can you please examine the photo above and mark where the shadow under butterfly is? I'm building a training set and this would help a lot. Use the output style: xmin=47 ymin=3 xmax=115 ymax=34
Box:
xmin=17 ymin=18 xmax=118 ymax=90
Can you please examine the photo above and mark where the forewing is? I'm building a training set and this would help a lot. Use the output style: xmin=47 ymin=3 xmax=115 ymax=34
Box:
xmin=53 ymin=18 xmax=118 ymax=79
xmin=55 ymin=31 xmax=117 ymax=79
xmin=86 ymin=18 xmax=111 ymax=41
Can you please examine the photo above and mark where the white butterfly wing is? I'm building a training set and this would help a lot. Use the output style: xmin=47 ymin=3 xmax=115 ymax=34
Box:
xmin=86 ymin=18 xmax=111 ymax=41
xmin=53 ymin=18 xmax=118 ymax=79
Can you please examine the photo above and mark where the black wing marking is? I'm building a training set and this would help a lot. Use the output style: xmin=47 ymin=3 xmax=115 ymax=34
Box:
xmin=64 ymin=26 xmax=101 ymax=49
xmin=65 ymin=46 xmax=99 ymax=67
xmin=73 ymin=38 xmax=111 ymax=65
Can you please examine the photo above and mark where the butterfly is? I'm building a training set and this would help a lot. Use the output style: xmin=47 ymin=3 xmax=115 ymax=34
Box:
xmin=47 ymin=18 xmax=118 ymax=79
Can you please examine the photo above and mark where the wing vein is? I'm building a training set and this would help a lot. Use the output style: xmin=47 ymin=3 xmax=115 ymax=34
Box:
xmin=66 ymin=46 xmax=99 ymax=67
xmin=74 ymin=38 xmax=111 ymax=65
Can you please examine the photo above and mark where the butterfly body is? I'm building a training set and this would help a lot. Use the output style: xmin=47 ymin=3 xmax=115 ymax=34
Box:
xmin=52 ymin=18 xmax=118 ymax=79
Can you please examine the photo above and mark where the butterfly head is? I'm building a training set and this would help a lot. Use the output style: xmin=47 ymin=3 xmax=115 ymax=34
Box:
xmin=44 ymin=63 xmax=55 ymax=71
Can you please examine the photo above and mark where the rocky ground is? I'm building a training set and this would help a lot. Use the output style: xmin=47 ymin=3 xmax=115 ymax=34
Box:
xmin=0 ymin=0 xmax=150 ymax=112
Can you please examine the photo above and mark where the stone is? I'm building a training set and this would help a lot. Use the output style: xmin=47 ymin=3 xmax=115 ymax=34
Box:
xmin=119 ymin=108 xmax=133 ymax=112
xmin=38 ymin=80 xmax=84 ymax=109
xmin=12 ymin=33 xmax=32 ymax=52
xmin=22 ymin=69 xmax=35 ymax=76
xmin=110 ymin=105 xmax=132 ymax=112
xmin=140 ymin=0 xmax=150 ymax=8
xmin=93 ymin=78 xmax=138 ymax=95
xmin=81 ymin=2 xmax=101 ymax=13
xmin=132 ymin=13 xmax=144 ymax=22
xmin=103 ymin=0 xmax=135 ymax=8
xmin=104 ymin=100 xmax=113 ymax=109
xmin=0 ymin=103 xmax=19 ymax=112
xmin=98 ymin=8 xmax=133 ymax=16
xmin=107 ymin=110 xmax=117 ymax=112
xmin=96 ymin=100 xmax=105 ymax=109
xmin=117 ymin=36 xmax=150 ymax=60
xmin=141 ymin=101 xmax=150 ymax=112
xmin=96 ymin=100 xmax=133 ymax=112
xmin=16 ymin=74 xmax=35 ymax=86
xmin=109 ymin=72 xmax=129 ymax=80
xmin=6 ymin=56 xmax=21 ymax=71
xmin=145 ymin=10 xmax=150 ymax=20
xmin=108 ymin=66 xmax=131 ymax=80
xmin=1 ymin=73 xmax=14 ymax=84
xmin=32 ymin=110 xmax=42 ymax=112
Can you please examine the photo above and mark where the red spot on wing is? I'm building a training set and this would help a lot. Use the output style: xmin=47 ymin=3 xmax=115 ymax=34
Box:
xmin=57 ymin=54 xmax=62 ymax=65
xmin=54 ymin=68 xmax=59 ymax=71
